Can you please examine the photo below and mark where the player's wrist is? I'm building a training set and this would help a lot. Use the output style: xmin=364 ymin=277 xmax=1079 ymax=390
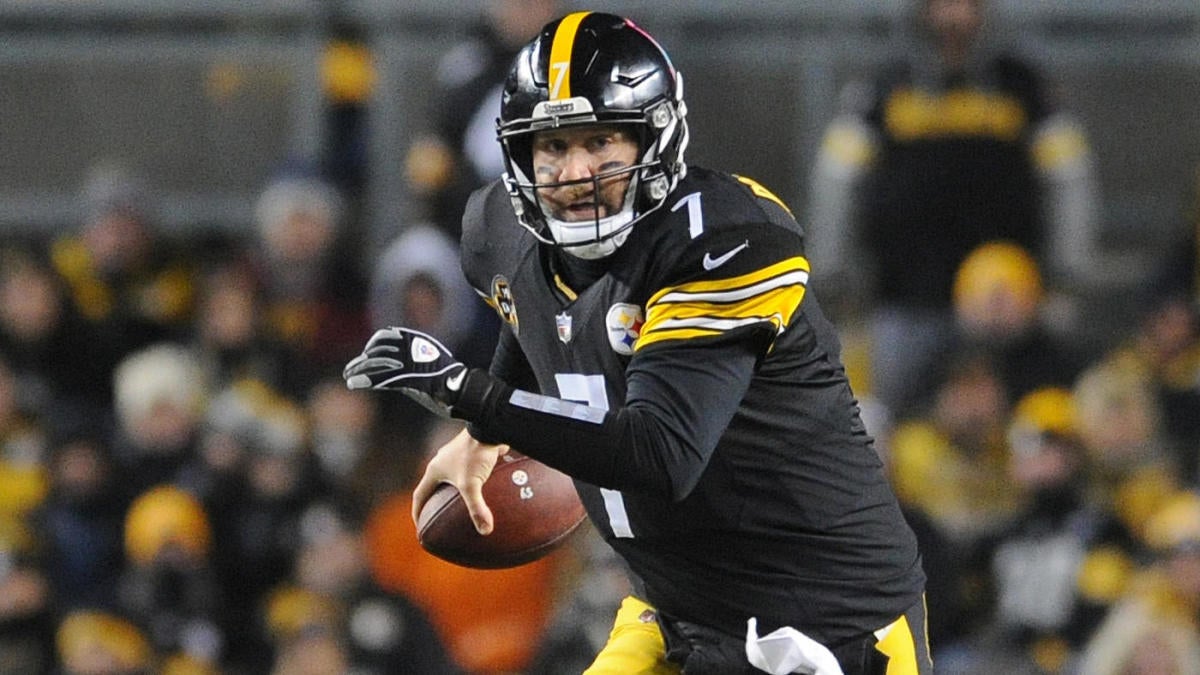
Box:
xmin=465 ymin=420 xmax=503 ymax=446
xmin=449 ymin=369 xmax=503 ymax=423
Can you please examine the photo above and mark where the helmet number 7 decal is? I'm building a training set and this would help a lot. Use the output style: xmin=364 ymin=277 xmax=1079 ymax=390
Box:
xmin=550 ymin=62 xmax=570 ymax=100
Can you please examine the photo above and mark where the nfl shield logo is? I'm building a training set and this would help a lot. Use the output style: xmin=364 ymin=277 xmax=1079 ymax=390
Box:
xmin=556 ymin=313 xmax=573 ymax=343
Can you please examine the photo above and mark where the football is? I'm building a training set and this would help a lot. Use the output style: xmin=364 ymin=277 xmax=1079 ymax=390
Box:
xmin=416 ymin=452 xmax=587 ymax=569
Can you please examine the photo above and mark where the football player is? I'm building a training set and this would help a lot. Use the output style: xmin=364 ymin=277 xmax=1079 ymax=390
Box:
xmin=346 ymin=11 xmax=931 ymax=674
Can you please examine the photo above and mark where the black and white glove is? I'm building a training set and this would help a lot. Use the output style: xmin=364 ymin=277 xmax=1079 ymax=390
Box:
xmin=343 ymin=327 xmax=468 ymax=417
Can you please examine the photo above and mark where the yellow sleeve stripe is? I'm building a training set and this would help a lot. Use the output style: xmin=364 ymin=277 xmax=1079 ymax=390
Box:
xmin=647 ymin=256 xmax=809 ymax=304
xmin=548 ymin=11 xmax=591 ymax=100
xmin=652 ymin=268 xmax=809 ymax=305
xmin=637 ymin=257 xmax=809 ymax=350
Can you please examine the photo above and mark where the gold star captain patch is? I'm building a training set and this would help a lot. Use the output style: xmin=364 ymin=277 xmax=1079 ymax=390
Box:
xmin=637 ymin=256 xmax=810 ymax=351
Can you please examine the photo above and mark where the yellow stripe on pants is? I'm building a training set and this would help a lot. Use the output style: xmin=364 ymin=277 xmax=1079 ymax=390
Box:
xmin=583 ymin=596 xmax=680 ymax=675
xmin=874 ymin=614 xmax=918 ymax=675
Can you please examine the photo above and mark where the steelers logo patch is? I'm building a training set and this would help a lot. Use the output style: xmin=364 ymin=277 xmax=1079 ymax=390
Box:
xmin=490 ymin=275 xmax=518 ymax=334
xmin=605 ymin=303 xmax=644 ymax=355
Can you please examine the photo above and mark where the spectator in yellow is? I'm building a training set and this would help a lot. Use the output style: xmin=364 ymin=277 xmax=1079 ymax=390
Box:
xmin=888 ymin=352 xmax=1021 ymax=547
xmin=980 ymin=387 xmax=1139 ymax=673
xmin=117 ymin=485 xmax=225 ymax=670
xmin=1075 ymin=489 xmax=1200 ymax=674
xmin=950 ymin=241 xmax=1085 ymax=404
xmin=885 ymin=352 xmax=1022 ymax=650
xmin=56 ymin=609 xmax=153 ymax=675
xmin=50 ymin=161 xmax=195 ymax=359
xmin=1074 ymin=354 xmax=1180 ymax=540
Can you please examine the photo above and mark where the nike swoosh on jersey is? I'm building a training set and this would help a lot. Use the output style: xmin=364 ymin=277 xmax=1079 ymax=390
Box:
xmin=702 ymin=240 xmax=750 ymax=270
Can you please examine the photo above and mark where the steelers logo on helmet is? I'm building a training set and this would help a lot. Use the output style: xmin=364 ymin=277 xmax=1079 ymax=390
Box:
xmin=497 ymin=11 xmax=689 ymax=259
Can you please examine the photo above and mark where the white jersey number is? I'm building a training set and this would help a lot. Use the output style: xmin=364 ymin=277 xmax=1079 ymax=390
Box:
xmin=671 ymin=191 xmax=704 ymax=239
xmin=555 ymin=373 xmax=634 ymax=538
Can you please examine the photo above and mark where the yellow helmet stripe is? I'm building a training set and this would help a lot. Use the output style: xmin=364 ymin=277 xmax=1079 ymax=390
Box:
xmin=548 ymin=11 xmax=591 ymax=100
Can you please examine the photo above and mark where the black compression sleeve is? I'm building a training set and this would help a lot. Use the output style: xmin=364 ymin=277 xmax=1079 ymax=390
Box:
xmin=450 ymin=337 xmax=761 ymax=501
xmin=452 ymin=369 xmax=640 ymax=490
xmin=465 ymin=324 xmax=533 ymax=445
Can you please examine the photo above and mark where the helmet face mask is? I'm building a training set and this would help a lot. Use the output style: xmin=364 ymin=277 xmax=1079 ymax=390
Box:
xmin=497 ymin=12 xmax=688 ymax=258
xmin=522 ymin=146 xmax=643 ymax=257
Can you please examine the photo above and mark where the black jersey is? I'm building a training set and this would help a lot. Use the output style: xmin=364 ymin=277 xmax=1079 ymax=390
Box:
xmin=456 ymin=167 xmax=925 ymax=643
xmin=859 ymin=51 xmax=1051 ymax=308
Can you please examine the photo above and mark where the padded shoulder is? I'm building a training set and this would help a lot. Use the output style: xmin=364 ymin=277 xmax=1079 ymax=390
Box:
xmin=460 ymin=179 xmax=527 ymax=293
xmin=633 ymin=169 xmax=812 ymax=352
xmin=644 ymin=169 xmax=805 ymax=285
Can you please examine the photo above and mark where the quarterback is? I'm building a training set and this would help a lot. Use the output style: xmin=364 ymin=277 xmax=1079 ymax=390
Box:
xmin=346 ymin=11 xmax=931 ymax=675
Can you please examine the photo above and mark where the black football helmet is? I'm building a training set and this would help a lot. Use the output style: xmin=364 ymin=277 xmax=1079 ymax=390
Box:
xmin=496 ymin=11 xmax=689 ymax=258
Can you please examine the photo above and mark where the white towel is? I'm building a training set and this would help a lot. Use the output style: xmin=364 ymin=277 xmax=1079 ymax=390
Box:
xmin=745 ymin=617 xmax=845 ymax=675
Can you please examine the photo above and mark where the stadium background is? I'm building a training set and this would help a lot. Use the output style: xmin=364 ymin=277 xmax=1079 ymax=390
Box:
xmin=2 ymin=1 xmax=1200 ymax=672
xmin=3 ymin=0 xmax=1198 ymax=293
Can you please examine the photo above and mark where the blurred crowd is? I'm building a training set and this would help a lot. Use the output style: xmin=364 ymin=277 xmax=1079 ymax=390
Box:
xmin=0 ymin=148 xmax=636 ymax=674
xmin=1 ymin=0 xmax=1199 ymax=674
xmin=806 ymin=1 xmax=1200 ymax=673
xmin=0 ymin=158 xmax=495 ymax=674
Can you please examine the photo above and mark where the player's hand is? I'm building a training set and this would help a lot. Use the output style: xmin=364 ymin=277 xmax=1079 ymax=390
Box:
xmin=343 ymin=327 xmax=467 ymax=417
xmin=412 ymin=428 xmax=510 ymax=535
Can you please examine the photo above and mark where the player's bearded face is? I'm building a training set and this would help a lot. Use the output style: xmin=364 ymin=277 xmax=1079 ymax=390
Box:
xmin=531 ymin=125 xmax=639 ymax=222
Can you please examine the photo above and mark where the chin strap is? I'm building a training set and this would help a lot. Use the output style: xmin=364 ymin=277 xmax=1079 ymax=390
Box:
xmin=560 ymin=227 xmax=632 ymax=259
